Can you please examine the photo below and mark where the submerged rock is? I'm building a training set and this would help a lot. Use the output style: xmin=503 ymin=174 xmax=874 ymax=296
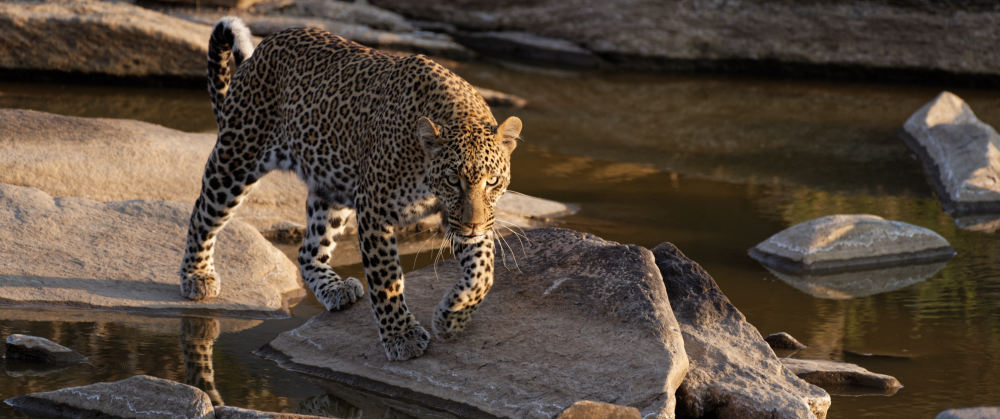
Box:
xmin=0 ymin=0 xmax=212 ymax=79
xmin=259 ymin=228 xmax=688 ymax=418
xmin=901 ymin=91 xmax=1000 ymax=216
xmin=766 ymin=261 xmax=947 ymax=300
xmin=749 ymin=214 xmax=955 ymax=274
xmin=0 ymin=183 xmax=302 ymax=318
xmin=0 ymin=109 xmax=573 ymax=263
xmin=653 ymin=242 xmax=831 ymax=419
xmin=936 ymin=407 xmax=1000 ymax=419
xmin=5 ymin=375 xmax=214 ymax=419
xmin=781 ymin=358 xmax=902 ymax=394
xmin=4 ymin=334 xmax=87 ymax=365
xmin=765 ymin=332 xmax=808 ymax=350
xmin=556 ymin=400 xmax=641 ymax=419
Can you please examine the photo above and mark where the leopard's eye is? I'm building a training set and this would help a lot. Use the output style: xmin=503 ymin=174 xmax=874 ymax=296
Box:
xmin=486 ymin=176 xmax=500 ymax=186
xmin=446 ymin=173 xmax=461 ymax=187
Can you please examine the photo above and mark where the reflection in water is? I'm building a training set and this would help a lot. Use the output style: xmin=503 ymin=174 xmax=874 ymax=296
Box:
xmin=181 ymin=317 xmax=224 ymax=406
xmin=766 ymin=262 xmax=948 ymax=299
xmin=954 ymin=214 xmax=1000 ymax=233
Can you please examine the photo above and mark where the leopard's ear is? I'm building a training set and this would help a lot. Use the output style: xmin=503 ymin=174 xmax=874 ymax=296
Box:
xmin=416 ymin=116 xmax=443 ymax=153
xmin=497 ymin=116 xmax=521 ymax=153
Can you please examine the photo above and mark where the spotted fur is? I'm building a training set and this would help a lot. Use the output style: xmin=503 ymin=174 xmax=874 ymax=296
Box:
xmin=179 ymin=17 xmax=521 ymax=361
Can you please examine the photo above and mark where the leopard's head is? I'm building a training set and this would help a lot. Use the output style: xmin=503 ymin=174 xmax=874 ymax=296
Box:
xmin=417 ymin=115 xmax=521 ymax=240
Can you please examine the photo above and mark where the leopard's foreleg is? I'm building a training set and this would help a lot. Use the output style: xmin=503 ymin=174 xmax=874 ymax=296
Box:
xmin=432 ymin=235 xmax=495 ymax=340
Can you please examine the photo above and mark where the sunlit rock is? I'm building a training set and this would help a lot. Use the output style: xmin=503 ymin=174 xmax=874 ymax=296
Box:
xmin=0 ymin=183 xmax=302 ymax=318
xmin=653 ymin=242 xmax=831 ymax=419
xmin=765 ymin=332 xmax=807 ymax=350
xmin=781 ymin=359 xmax=902 ymax=394
xmin=936 ymin=407 xmax=1000 ymax=419
xmin=766 ymin=261 xmax=946 ymax=299
xmin=556 ymin=400 xmax=641 ymax=419
xmin=0 ymin=0 xmax=214 ymax=79
xmin=901 ymin=91 xmax=1000 ymax=217
xmin=5 ymin=375 xmax=214 ymax=419
xmin=749 ymin=214 xmax=955 ymax=274
xmin=259 ymin=228 xmax=689 ymax=418
xmin=4 ymin=334 xmax=87 ymax=365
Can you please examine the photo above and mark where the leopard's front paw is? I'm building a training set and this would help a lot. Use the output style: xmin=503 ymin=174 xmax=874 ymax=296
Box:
xmin=316 ymin=277 xmax=364 ymax=311
xmin=381 ymin=322 xmax=430 ymax=361
xmin=432 ymin=305 xmax=477 ymax=340
xmin=181 ymin=270 xmax=220 ymax=301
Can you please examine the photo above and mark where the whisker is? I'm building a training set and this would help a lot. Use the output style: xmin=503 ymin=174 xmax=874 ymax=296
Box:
xmin=500 ymin=224 xmax=528 ymax=257
xmin=495 ymin=228 xmax=522 ymax=273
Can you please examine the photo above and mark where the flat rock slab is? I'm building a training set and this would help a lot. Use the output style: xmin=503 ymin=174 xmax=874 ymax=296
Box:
xmin=781 ymin=359 xmax=902 ymax=393
xmin=766 ymin=261 xmax=946 ymax=299
xmin=215 ymin=406 xmax=330 ymax=419
xmin=260 ymin=228 xmax=688 ymax=418
xmin=749 ymin=214 xmax=955 ymax=274
xmin=901 ymin=91 xmax=1000 ymax=216
xmin=4 ymin=334 xmax=87 ymax=365
xmin=5 ymin=374 xmax=214 ymax=419
xmin=0 ymin=109 xmax=573 ymax=261
xmin=0 ymin=183 xmax=302 ymax=318
xmin=0 ymin=0 xmax=213 ymax=79
xmin=653 ymin=242 xmax=831 ymax=419
xmin=936 ymin=407 xmax=1000 ymax=419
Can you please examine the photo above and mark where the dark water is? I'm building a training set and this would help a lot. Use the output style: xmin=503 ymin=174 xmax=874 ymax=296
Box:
xmin=2 ymin=64 xmax=999 ymax=418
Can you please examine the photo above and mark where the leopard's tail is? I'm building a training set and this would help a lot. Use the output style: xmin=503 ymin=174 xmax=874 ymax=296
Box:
xmin=207 ymin=16 xmax=254 ymax=125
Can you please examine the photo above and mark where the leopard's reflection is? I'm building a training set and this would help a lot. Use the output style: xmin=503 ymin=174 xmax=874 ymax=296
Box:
xmin=180 ymin=317 xmax=224 ymax=406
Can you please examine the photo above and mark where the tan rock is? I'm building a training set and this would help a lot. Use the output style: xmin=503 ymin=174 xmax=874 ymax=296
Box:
xmin=749 ymin=214 xmax=955 ymax=274
xmin=557 ymin=400 xmax=641 ymax=419
xmin=901 ymin=91 xmax=1000 ymax=215
xmin=653 ymin=242 xmax=831 ymax=419
xmin=5 ymin=375 xmax=214 ymax=419
xmin=0 ymin=0 xmax=213 ymax=79
xmin=0 ymin=183 xmax=302 ymax=317
xmin=781 ymin=358 xmax=902 ymax=393
xmin=259 ymin=228 xmax=688 ymax=418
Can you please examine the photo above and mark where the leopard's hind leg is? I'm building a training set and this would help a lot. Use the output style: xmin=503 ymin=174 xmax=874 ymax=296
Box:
xmin=299 ymin=193 xmax=364 ymax=311
xmin=179 ymin=129 xmax=264 ymax=300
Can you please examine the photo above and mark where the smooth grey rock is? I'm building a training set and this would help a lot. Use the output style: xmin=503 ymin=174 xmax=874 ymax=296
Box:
xmin=653 ymin=242 xmax=831 ymax=419
xmin=371 ymin=0 xmax=1000 ymax=76
xmin=4 ymin=334 xmax=87 ymax=365
xmin=215 ymin=406 xmax=330 ymax=419
xmin=556 ymin=400 xmax=641 ymax=419
xmin=0 ymin=183 xmax=302 ymax=317
xmin=765 ymin=332 xmax=807 ymax=350
xmin=4 ymin=375 xmax=214 ymax=419
xmin=901 ymin=91 xmax=1000 ymax=216
xmin=259 ymin=228 xmax=688 ymax=418
xmin=475 ymin=86 xmax=528 ymax=108
xmin=766 ymin=261 xmax=946 ymax=299
xmin=936 ymin=407 xmax=1000 ymax=419
xmin=0 ymin=0 xmax=215 ymax=79
xmin=781 ymin=358 xmax=902 ymax=393
xmin=454 ymin=30 xmax=603 ymax=68
xmin=252 ymin=0 xmax=416 ymax=32
xmin=0 ymin=109 xmax=573 ymax=264
xmin=749 ymin=214 xmax=955 ymax=274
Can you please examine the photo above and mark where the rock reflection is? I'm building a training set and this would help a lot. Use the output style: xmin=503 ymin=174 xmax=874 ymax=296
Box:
xmin=299 ymin=379 xmax=454 ymax=419
xmin=767 ymin=262 xmax=947 ymax=300
xmin=180 ymin=317 xmax=224 ymax=406
xmin=953 ymin=214 xmax=1000 ymax=234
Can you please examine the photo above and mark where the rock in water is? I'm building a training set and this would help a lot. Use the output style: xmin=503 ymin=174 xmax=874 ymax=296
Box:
xmin=653 ymin=242 xmax=831 ymax=419
xmin=5 ymin=375 xmax=214 ymax=419
xmin=781 ymin=359 xmax=902 ymax=393
xmin=259 ymin=228 xmax=689 ymax=418
xmin=936 ymin=407 xmax=1000 ymax=419
xmin=4 ymin=334 xmax=87 ymax=365
xmin=0 ymin=184 xmax=302 ymax=318
xmin=0 ymin=0 xmax=212 ymax=79
xmin=749 ymin=214 xmax=955 ymax=274
xmin=765 ymin=332 xmax=807 ymax=350
xmin=901 ymin=91 xmax=1000 ymax=216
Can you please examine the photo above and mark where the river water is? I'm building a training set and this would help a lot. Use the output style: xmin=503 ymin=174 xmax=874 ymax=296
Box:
xmin=1 ymin=63 xmax=998 ymax=418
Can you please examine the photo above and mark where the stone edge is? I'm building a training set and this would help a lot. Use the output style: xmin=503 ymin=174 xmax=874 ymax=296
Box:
xmin=899 ymin=128 xmax=1000 ymax=216
xmin=253 ymin=343 xmax=500 ymax=419
xmin=5 ymin=395 xmax=115 ymax=419
xmin=0 ymin=298 xmax=293 ymax=320
xmin=748 ymin=245 xmax=956 ymax=275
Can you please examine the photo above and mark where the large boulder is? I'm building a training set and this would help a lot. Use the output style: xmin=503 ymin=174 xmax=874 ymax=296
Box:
xmin=0 ymin=109 xmax=574 ymax=262
xmin=5 ymin=375 xmax=214 ymax=419
xmin=0 ymin=0 xmax=212 ymax=79
xmin=372 ymin=0 xmax=1000 ymax=76
xmin=0 ymin=183 xmax=302 ymax=317
xmin=901 ymin=91 xmax=1000 ymax=216
xmin=749 ymin=214 xmax=955 ymax=274
xmin=258 ymin=228 xmax=689 ymax=418
xmin=652 ymin=242 xmax=831 ymax=419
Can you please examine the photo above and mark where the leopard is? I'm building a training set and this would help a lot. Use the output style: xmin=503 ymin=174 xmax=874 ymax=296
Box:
xmin=179 ymin=17 xmax=521 ymax=361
